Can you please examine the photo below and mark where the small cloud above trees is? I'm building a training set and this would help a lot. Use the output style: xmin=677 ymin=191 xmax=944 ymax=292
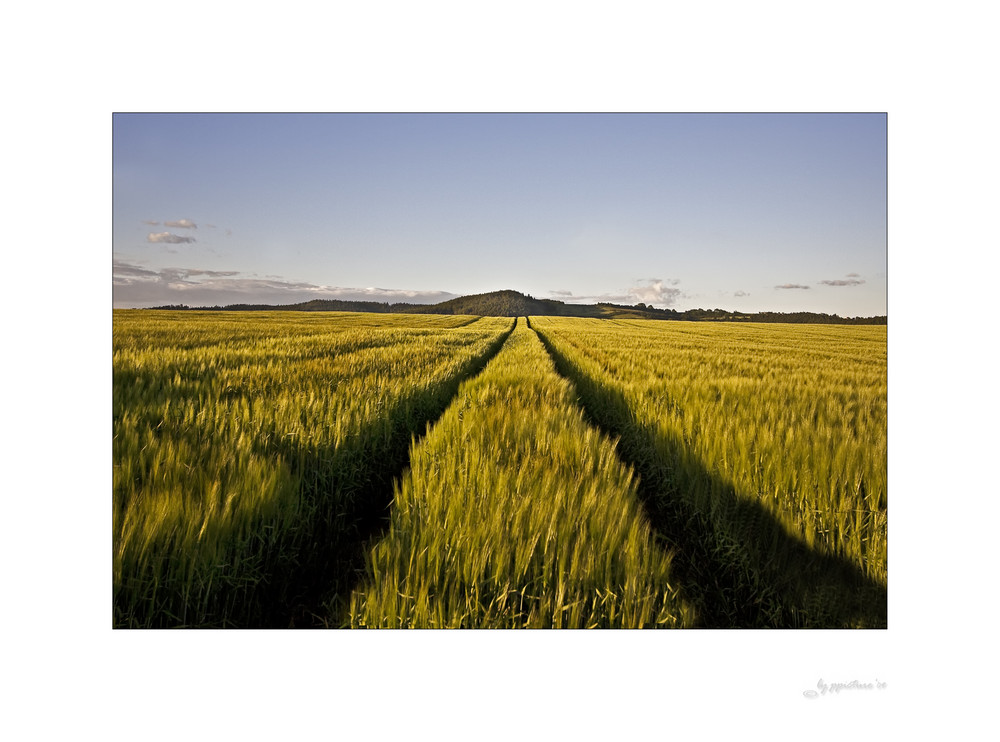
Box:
xmin=627 ymin=278 xmax=681 ymax=306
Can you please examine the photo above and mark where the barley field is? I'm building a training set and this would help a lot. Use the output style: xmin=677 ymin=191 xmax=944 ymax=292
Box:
xmin=113 ymin=310 xmax=886 ymax=628
xmin=348 ymin=320 xmax=694 ymax=628
xmin=113 ymin=310 xmax=513 ymax=627
xmin=532 ymin=317 xmax=887 ymax=627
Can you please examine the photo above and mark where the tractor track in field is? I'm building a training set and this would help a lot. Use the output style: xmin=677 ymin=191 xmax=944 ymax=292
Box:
xmin=282 ymin=315 xmax=884 ymax=629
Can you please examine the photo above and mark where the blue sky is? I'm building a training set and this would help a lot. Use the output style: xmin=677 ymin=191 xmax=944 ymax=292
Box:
xmin=113 ymin=112 xmax=886 ymax=315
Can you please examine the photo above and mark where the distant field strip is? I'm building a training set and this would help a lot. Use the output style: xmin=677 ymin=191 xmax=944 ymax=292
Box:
xmin=532 ymin=317 xmax=887 ymax=628
xmin=348 ymin=320 xmax=694 ymax=628
xmin=113 ymin=311 xmax=513 ymax=627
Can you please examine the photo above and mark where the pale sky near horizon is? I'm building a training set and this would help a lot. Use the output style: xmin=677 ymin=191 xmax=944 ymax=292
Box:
xmin=113 ymin=112 xmax=887 ymax=315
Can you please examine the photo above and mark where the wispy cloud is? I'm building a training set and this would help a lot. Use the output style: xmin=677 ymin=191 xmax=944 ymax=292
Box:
xmin=775 ymin=283 xmax=811 ymax=290
xmin=352 ymin=287 xmax=459 ymax=302
xmin=113 ymin=261 xmax=237 ymax=285
xmin=733 ymin=290 xmax=749 ymax=297
xmin=819 ymin=277 xmax=865 ymax=287
xmin=112 ymin=262 xmax=161 ymax=279
xmin=547 ymin=290 xmax=627 ymax=303
xmin=164 ymin=219 xmax=197 ymax=229
xmin=112 ymin=261 xmax=458 ymax=307
xmin=142 ymin=220 xmax=160 ymax=226
xmin=147 ymin=232 xmax=196 ymax=244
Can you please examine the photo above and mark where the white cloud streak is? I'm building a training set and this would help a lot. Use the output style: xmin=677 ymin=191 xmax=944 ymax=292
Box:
xmin=147 ymin=232 xmax=196 ymax=244
xmin=819 ymin=278 xmax=865 ymax=287
xmin=164 ymin=219 xmax=197 ymax=229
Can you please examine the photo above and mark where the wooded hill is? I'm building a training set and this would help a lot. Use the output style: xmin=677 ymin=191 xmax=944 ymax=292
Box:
xmin=149 ymin=289 xmax=887 ymax=324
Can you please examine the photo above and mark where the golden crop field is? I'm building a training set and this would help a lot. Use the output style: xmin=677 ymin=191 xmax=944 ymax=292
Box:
xmin=349 ymin=320 xmax=694 ymax=628
xmin=113 ymin=310 xmax=513 ymax=627
xmin=532 ymin=317 xmax=887 ymax=627
xmin=113 ymin=310 xmax=886 ymax=628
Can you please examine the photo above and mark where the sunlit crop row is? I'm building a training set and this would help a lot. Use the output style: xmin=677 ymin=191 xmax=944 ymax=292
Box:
xmin=113 ymin=311 xmax=512 ymax=627
xmin=348 ymin=321 xmax=694 ymax=628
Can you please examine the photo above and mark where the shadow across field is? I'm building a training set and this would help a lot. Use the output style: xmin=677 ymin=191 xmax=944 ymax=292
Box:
xmin=250 ymin=318 xmax=518 ymax=628
xmin=532 ymin=324 xmax=887 ymax=628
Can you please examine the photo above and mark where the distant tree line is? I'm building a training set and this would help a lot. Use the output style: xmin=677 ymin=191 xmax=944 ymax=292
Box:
xmin=148 ymin=299 xmax=424 ymax=313
xmin=619 ymin=303 xmax=887 ymax=324
xmin=144 ymin=291 xmax=886 ymax=325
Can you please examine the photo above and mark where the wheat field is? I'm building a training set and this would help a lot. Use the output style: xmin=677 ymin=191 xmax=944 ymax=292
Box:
xmin=113 ymin=310 xmax=886 ymax=628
